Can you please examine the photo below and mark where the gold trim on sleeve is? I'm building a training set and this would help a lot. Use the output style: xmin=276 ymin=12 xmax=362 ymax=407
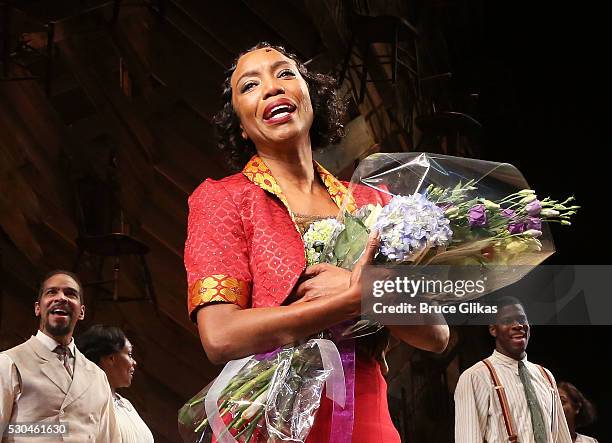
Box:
xmin=189 ymin=275 xmax=250 ymax=311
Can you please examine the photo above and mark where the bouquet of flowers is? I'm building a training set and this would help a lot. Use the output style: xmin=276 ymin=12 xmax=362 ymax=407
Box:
xmin=303 ymin=152 xmax=577 ymax=335
xmin=179 ymin=152 xmax=578 ymax=442
xmin=179 ymin=338 xmax=346 ymax=443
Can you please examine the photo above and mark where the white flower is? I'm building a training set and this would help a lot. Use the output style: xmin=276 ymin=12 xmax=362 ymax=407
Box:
xmin=520 ymin=194 xmax=537 ymax=204
xmin=480 ymin=199 xmax=501 ymax=210
xmin=303 ymin=218 xmax=345 ymax=266
xmin=523 ymin=229 xmax=542 ymax=238
xmin=444 ymin=206 xmax=459 ymax=217
xmin=241 ymin=388 xmax=269 ymax=421
xmin=540 ymin=209 xmax=560 ymax=217
xmin=363 ymin=204 xmax=383 ymax=229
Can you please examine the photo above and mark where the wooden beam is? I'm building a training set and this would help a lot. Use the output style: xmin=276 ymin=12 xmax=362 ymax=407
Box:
xmin=169 ymin=0 xmax=281 ymax=54
xmin=241 ymin=0 xmax=322 ymax=58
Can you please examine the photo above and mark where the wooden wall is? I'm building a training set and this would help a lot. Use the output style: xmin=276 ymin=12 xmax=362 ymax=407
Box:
xmin=0 ymin=2 xmax=472 ymax=441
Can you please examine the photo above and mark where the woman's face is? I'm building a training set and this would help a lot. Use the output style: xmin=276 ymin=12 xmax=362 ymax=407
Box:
xmin=102 ymin=338 xmax=137 ymax=390
xmin=230 ymin=48 xmax=313 ymax=151
xmin=558 ymin=387 xmax=577 ymax=427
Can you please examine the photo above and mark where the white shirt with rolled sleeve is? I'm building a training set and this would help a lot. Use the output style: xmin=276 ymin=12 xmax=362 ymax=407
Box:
xmin=454 ymin=350 xmax=572 ymax=443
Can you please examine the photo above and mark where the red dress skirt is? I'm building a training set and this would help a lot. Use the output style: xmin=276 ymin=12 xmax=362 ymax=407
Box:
xmin=306 ymin=357 xmax=401 ymax=443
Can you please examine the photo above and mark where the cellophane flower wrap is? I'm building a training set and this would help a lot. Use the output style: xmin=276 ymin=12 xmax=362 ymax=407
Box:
xmin=319 ymin=152 xmax=578 ymax=336
xmin=179 ymin=337 xmax=346 ymax=443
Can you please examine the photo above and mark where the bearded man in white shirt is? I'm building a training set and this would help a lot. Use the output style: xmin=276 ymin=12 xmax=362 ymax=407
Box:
xmin=454 ymin=297 xmax=572 ymax=443
xmin=0 ymin=270 xmax=120 ymax=442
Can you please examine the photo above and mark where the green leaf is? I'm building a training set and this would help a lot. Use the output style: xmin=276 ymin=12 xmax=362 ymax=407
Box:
xmin=313 ymin=241 xmax=325 ymax=253
xmin=333 ymin=213 xmax=369 ymax=269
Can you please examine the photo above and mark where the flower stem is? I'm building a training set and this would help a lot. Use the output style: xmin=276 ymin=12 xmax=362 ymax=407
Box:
xmin=244 ymin=409 xmax=266 ymax=443
xmin=218 ymin=404 xmax=251 ymax=439
xmin=233 ymin=383 xmax=270 ymax=429
xmin=230 ymin=366 xmax=276 ymax=401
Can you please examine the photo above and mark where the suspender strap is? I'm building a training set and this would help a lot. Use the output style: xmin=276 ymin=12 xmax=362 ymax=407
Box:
xmin=536 ymin=365 xmax=553 ymax=388
xmin=482 ymin=359 xmax=519 ymax=443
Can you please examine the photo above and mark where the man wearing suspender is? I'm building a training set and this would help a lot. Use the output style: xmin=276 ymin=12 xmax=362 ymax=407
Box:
xmin=454 ymin=297 xmax=572 ymax=443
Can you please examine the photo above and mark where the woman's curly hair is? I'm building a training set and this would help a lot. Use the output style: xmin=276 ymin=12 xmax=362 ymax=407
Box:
xmin=213 ymin=42 xmax=347 ymax=172
xmin=558 ymin=381 xmax=598 ymax=429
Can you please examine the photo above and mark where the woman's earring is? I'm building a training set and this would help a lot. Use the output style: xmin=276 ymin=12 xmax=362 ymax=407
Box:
xmin=241 ymin=131 xmax=248 ymax=140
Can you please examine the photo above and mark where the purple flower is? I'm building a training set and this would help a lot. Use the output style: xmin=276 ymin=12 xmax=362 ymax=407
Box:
xmin=468 ymin=204 xmax=488 ymax=227
xmin=501 ymin=208 xmax=516 ymax=218
xmin=525 ymin=217 xmax=542 ymax=231
xmin=508 ymin=222 xmax=525 ymax=234
xmin=255 ymin=347 xmax=282 ymax=360
xmin=525 ymin=199 xmax=542 ymax=216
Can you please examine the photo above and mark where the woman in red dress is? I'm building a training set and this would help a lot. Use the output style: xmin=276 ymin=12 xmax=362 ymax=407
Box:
xmin=184 ymin=42 xmax=449 ymax=442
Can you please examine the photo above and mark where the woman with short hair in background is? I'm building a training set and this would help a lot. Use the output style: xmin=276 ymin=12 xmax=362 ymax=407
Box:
xmin=558 ymin=381 xmax=599 ymax=443
xmin=78 ymin=324 xmax=154 ymax=443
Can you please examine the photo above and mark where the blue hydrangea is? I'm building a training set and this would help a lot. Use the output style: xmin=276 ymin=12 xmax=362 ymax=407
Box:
xmin=374 ymin=193 xmax=453 ymax=262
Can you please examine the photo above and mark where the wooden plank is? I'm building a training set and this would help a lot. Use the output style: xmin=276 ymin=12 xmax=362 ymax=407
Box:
xmin=57 ymin=36 xmax=161 ymax=229
xmin=35 ymin=192 xmax=78 ymax=247
xmin=67 ymin=113 xmax=107 ymax=141
xmin=0 ymin=237 xmax=41 ymax=304
xmin=83 ymin=222 xmax=193 ymax=336
xmin=155 ymin=1 xmax=234 ymax=69
xmin=140 ymin=230 xmax=186 ymax=292
xmin=0 ymin=162 xmax=41 ymax=225
xmin=303 ymin=0 xmax=347 ymax=55
xmin=153 ymin=104 xmax=230 ymax=183
xmin=29 ymin=223 xmax=77 ymax=272
xmin=115 ymin=12 xmax=225 ymax=120
xmin=135 ymin=229 xmax=195 ymax=333
xmin=161 ymin=99 xmax=228 ymax=171
xmin=140 ymin=205 xmax=185 ymax=258
xmin=147 ymin=172 xmax=189 ymax=227
xmin=170 ymin=0 xmax=281 ymax=54
xmin=0 ymin=149 xmax=44 ymax=263
xmin=155 ymin=161 xmax=200 ymax=196
xmin=1 ymin=68 xmax=65 ymax=157
xmin=0 ymin=79 xmax=69 ymax=202
xmin=241 ymin=0 xmax=322 ymax=58
xmin=0 ymin=289 xmax=39 ymax=349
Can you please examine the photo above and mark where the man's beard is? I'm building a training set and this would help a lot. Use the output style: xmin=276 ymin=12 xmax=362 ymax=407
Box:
xmin=44 ymin=318 xmax=72 ymax=336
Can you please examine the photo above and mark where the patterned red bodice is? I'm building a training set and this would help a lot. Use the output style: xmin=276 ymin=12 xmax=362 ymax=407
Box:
xmin=184 ymin=155 xmax=388 ymax=320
